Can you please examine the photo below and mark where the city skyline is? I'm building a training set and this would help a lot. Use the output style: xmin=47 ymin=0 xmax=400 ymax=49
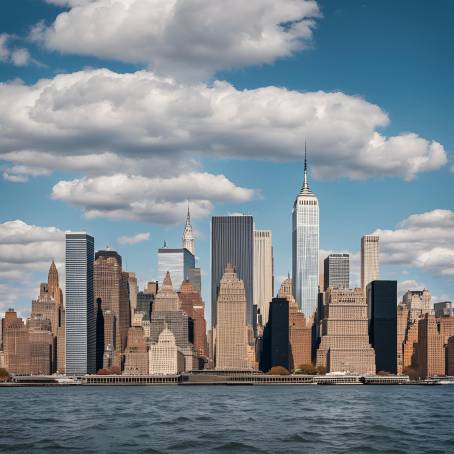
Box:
xmin=1 ymin=0 xmax=453 ymax=324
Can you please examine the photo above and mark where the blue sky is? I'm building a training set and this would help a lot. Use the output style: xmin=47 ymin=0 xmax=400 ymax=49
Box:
xmin=1 ymin=0 xmax=453 ymax=324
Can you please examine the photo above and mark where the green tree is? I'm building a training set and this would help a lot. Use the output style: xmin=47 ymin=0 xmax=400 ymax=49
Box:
xmin=316 ymin=365 xmax=327 ymax=375
xmin=403 ymin=367 xmax=418 ymax=381
xmin=294 ymin=364 xmax=317 ymax=375
xmin=0 ymin=368 xmax=10 ymax=381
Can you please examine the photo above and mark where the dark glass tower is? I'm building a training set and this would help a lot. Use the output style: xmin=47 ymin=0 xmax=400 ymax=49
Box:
xmin=260 ymin=298 xmax=289 ymax=372
xmin=211 ymin=215 xmax=254 ymax=326
xmin=367 ymin=280 xmax=397 ymax=374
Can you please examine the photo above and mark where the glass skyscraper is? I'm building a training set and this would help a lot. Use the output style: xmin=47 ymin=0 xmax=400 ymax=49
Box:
xmin=324 ymin=253 xmax=349 ymax=291
xmin=158 ymin=248 xmax=195 ymax=290
xmin=211 ymin=215 xmax=254 ymax=327
xmin=65 ymin=232 xmax=96 ymax=375
xmin=292 ymin=152 xmax=319 ymax=321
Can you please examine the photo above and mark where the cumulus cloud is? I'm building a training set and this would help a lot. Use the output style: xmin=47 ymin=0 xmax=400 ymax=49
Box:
xmin=0 ymin=69 xmax=446 ymax=182
xmin=33 ymin=0 xmax=320 ymax=80
xmin=51 ymin=172 xmax=255 ymax=223
xmin=374 ymin=209 xmax=454 ymax=277
xmin=118 ymin=232 xmax=150 ymax=245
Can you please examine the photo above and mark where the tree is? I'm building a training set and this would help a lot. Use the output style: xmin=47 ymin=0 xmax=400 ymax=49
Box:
xmin=267 ymin=366 xmax=290 ymax=375
xmin=316 ymin=365 xmax=327 ymax=375
xmin=294 ymin=364 xmax=317 ymax=375
xmin=96 ymin=368 xmax=110 ymax=375
xmin=403 ymin=367 xmax=418 ymax=381
xmin=0 ymin=368 xmax=10 ymax=381
xmin=110 ymin=366 xmax=121 ymax=375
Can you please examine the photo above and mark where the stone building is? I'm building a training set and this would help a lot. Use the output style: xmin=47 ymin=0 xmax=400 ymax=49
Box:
xmin=27 ymin=316 xmax=53 ymax=375
xmin=278 ymin=276 xmax=312 ymax=370
xmin=403 ymin=289 xmax=432 ymax=321
xmin=124 ymin=326 xmax=148 ymax=375
xmin=316 ymin=288 xmax=376 ymax=374
xmin=215 ymin=264 xmax=250 ymax=370
xmin=3 ymin=309 xmax=30 ymax=375
xmin=360 ymin=235 xmax=379 ymax=295
xmin=446 ymin=337 xmax=454 ymax=376
xmin=150 ymin=272 xmax=197 ymax=371
xmin=178 ymin=280 xmax=209 ymax=358
xmin=149 ymin=326 xmax=184 ymax=375
xmin=94 ymin=250 xmax=130 ymax=368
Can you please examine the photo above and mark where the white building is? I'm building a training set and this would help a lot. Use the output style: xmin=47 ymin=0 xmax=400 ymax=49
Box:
xmin=292 ymin=150 xmax=319 ymax=321
xmin=149 ymin=326 xmax=185 ymax=375
xmin=182 ymin=204 xmax=195 ymax=255
xmin=361 ymin=235 xmax=379 ymax=294
xmin=253 ymin=230 xmax=273 ymax=325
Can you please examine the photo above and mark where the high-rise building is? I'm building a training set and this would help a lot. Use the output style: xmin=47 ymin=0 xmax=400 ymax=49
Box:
xmin=278 ymin=276 xmax=312 ymax=370
xmin=367 ymin=280 xmax=397 ymax=373
xmin=149 ymin=326 xmax=185 ymax=375
xmin=253 ymin=230 xmax=273 ymax=325
xmin=403 ymin=289 xmax=432 ymax=320
xmin=211 ymin=215 xmax=254 ymax=326
xmin=158 ymin=247 xmax=195 ymax=290
xmin=323 ymin=253 xmax=349 ymax=291
xmin=136 ymin=291 xmax=153 ymax=321
xmin=65 ymin=232 xmax=96 ymax=375
xmin=260 ymin=298 xmax=289 ymax=372
xmin=127 ymin=272 xmax=138 ymax=322
xmin=95 ymin=299 xmax=104 ymax=371
xmin=3 ymin=309 xmax=30 ymax=375
xmin=94 ymin=249 xmax=130 ymax=367
xmin=149 ymin=272 xmax=197 ymax=371
xmin=215 ymin=264 xmax=249 ymax=370
xmin=434 ymin=301 xmax=454 ymax=317
xmin=317 ymin=288 xmax=376 ymax=374
xmin=178 ymin=280 xmax=209 ymax=358
xmin=187 ymin=268 xmax=201 ymax=295
xmin=360 ymin=235 xmax=379 ymax=294
xmin=27 ymin=316 xmax=53 ymax=375
xmin=292 ymin=150 xmax=319 ymax=320
xmin=417 ymin=314 xmax=444 ymax=378
xmin=124 ymin=326 xmax=148 ymax=375
xmin=182 ymin=203 xmax=195 ymax=255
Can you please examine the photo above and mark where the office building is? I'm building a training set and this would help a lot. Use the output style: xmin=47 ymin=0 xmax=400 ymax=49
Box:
xmin=292 ymin=150 xmax=319 ymax=319
xmin=253 ymin=230 xmax=273 ymax=325
xmin=361 ymin=235 xmax=379 ymax=294
xmin=158 ymin=247 xmax=195 ymax=290
xmin=3 ymin=309 xmax=30 ymax=375
xmin=367 ymin=280 xmax=397 ymax=373
xmin=136 ymin=291 xmax=153 ymax=321
xmin=65 ymin=232 xmax=96 ymax=375
xmin=403 ymin=289 xmax=432 ymax=320
xmin=324 ymin=253 xmax=349 ymax=291
xmin=211 ymin=215 xmax=254 ymax=326
xmin=124 ymin=326 xmax=148 ymax=375
xmin=434 ymin=301 xmax=454 ymax=317
xmin=188 ymin=267 xmax=201 ymax=295
xmin=260 ymin=298 xmax=289 ymax=372
xmin=27 ymin=316 xmax=53 ymax=375
xmin=215 ymin=264 xmax=249 ymax=370
xmin=317 ymin=288 xmax=376 ymax=374
xmin=182 ymin=203 xmax=195 ymax=255
xmin=278 ymin=276 xmax=312 ymax=370
xmin=149 ymin=326 xmax=185 ymax=375
xmin=127 ymin=272 xmax=138 ymax=322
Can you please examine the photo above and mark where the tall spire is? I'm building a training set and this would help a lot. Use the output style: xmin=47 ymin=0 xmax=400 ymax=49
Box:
xmin=301 ymin=141 xmax=310 ymax=193
xmin=182 ymin=200 xmax=195 ymax=255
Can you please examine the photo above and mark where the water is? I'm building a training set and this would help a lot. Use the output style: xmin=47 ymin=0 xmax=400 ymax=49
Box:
xmin=1 ymin=385 xmax=453 ymax=453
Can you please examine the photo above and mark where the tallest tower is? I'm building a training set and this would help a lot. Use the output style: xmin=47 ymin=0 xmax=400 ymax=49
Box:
xmin=182 ymin=202 xmax=195 ymax=255
xmin=292 ymin=145 xmax=319 ymax=321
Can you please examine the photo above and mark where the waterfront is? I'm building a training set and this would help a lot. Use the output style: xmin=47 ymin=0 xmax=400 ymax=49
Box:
xmin=1 ymin=386 xmax=453 ymax=453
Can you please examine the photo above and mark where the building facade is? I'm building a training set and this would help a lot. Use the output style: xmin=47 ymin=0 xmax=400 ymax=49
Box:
xmin=211 ymin=215 xmax=254 ymax=326
xmin=158 ymin=248 xmax=195 ymax=290
xmin=65 ymin=232 xmax=96 ymax=375
xmin=149 ymin=326 xmax=184 ymax=375
xmin=292 ymin=152 xmax=319 ymax=320
xmin=434 ymin=301 xmax=454 ymax=317
xmin=367 ymin=280 xmax=397 ymax=373
xmin=317 ymin=288 xmax=376 ymax=374
xmin=360 ymin=235 xmax=379 ymax=294
xmin=215 ymin=264 xmax=250 ymax=370
xmin=253 ymin=230 xmax=273 ymax=325
xmin=124 ymin=326 xmax=148 ymax=375
xmin=323 ymin=253 xmax=349 ymax=291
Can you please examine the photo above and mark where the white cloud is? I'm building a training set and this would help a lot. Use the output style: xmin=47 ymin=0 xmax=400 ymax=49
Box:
xmin=33 ymin=0 xmax=320 ymax=80
xmin=51 ymin=172 xmax=255 ymax=223
xmin=374 ymin=209 xmax=454 ymax=277
xmin=118 ymin=232 xmax=150 ymax=245
xmin=0 ymin=33 xmax=37 ymax=67
xmin=0 ymin=69 xmax=446 ymax=181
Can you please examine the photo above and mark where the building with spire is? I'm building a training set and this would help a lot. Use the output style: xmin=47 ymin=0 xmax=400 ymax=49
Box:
xmin=292 ymin=145 xmax=320 ymax=322
xmin=182 ymin=202 xmax=195 ymax=255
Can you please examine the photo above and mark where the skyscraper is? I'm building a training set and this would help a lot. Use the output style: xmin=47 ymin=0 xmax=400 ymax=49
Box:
xmin=211 ymin=215 xmax=254 ymax=326
xmin=94 ymin=249 xmax=130 ymax=367
xmin=361 ymin=235 xmax=379 ymax=294
xmin=292 ymin=149 xmax=319 ymax=320
xmin=316 ymin=288 xmax=376 ymax=374
xmin=215 ymin=264 xmax=250 ymax=370
xmin=253 ymin=230 xmax=273 ymax=325
xmin=367 ymin=280 xmax=397 ymax=374
xmin=323 ymin=253 xmax=349 ymax=291
xmin=127 ymin=272 xmax=138 ymax=322
xmin=65 ymin=232 xmax=96 ymax=375
xmin=3 ymin=309 xmax=30 ymax=375
xmin=182 ymin=203 xmax=195 ymax=255
xmin=158 ymin=247 xmax=195 ymax=289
